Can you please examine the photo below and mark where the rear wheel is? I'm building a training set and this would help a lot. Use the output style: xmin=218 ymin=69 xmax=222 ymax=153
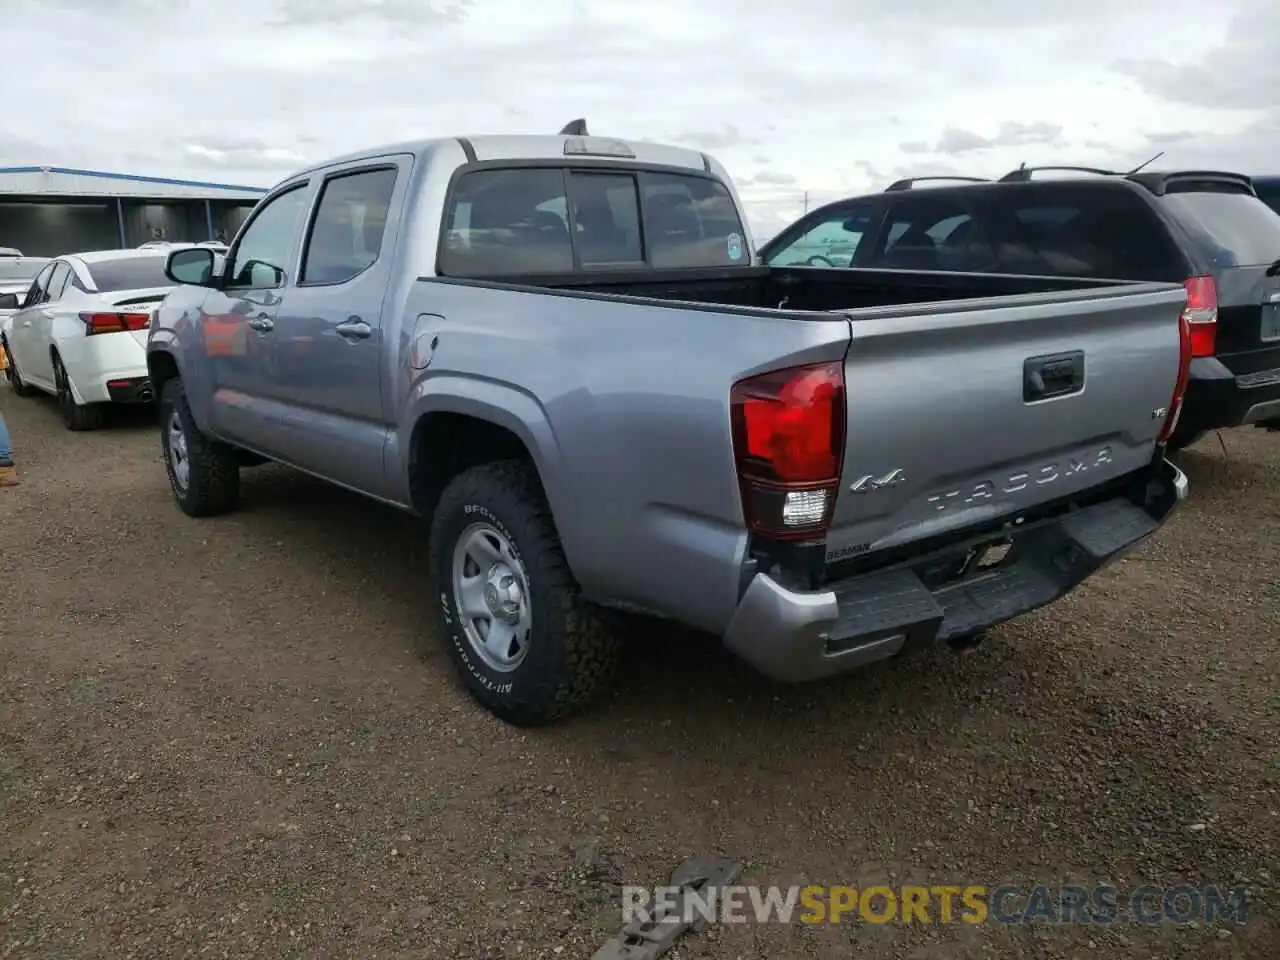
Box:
xmin=158 ymin=377 xmax=240 ymax=517
xmin=53 ymin=354 xmax=106 ymax=431
xmin=2 ymin=339 xmax=37 ymax=398
xmin=429 ymin=460 xmax=621 ymax=726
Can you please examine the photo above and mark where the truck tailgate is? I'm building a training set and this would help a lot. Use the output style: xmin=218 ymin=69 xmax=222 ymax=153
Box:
xmin=824 ymin=282 xmax=1187 ymax=562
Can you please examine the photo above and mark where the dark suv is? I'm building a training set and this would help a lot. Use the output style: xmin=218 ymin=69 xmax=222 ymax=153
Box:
xmin=759 ymin=168 xmax=1280 ymax=449
xmin=1255 ymin=176 xmax=1280 ymax=216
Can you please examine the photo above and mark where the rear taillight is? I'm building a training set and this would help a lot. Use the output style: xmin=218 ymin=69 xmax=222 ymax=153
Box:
xmin=730 ymin=360 xmax=846 ymax=540
xmin=80 ymin=311 xmax=151 ymax=336
xmin=1159 ymin=310 xmax=1193 ymax=443
xmin=1182 ymin=275 xmax=1217 ymax=358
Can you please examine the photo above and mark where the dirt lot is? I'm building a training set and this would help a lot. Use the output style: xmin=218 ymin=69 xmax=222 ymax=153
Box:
xmin=0 ymin=381 xmax=1276 ymax=960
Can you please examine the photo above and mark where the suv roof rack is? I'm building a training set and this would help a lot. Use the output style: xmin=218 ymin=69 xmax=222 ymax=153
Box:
xmin=884 ymin=176 xmax=990 ymax=192
xmin=998 ymin=165 xmax=1118 ymax=183
xmin=559 ymin=118 xmax=589 ymax=136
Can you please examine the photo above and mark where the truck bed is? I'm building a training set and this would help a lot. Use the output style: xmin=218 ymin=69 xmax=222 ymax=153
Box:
xmin=438 ymin=264 xmax=1131 ymax=313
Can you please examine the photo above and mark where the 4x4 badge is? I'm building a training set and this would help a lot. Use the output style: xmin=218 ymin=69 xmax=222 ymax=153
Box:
xmin=850 ymin=468 xmax=905 ymax=494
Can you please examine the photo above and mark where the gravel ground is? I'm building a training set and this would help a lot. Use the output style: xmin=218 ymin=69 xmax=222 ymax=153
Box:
xmin=0 ymin=380 xmax=1276 ymax=960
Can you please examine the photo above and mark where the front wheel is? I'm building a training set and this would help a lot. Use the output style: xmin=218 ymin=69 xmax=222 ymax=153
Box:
xmin=158 ymin=378 xmax=241 ymax=517
xmin=429 ymin=460 xmax=621 ymax=726
xmin=2 ymin=339 xmax=37 ymax=398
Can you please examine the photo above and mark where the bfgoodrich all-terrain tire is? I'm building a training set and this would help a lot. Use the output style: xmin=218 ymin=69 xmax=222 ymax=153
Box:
xmin=158 ymin=378 xmax=241 ymax=517
xmin=429 ymin=460 xmax=622 ymax=726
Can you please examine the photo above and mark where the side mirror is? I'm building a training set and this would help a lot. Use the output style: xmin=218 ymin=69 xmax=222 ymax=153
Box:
xmin=240 ymin=259 xmax=285 ymax=288
xmin=166 ymin=247 xmax=216 ymax=286
xmin=0 ymin=292 xmax=18 ymax=310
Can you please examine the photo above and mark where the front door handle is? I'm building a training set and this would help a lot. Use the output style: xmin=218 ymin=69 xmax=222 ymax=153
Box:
xmin=335 ymin=317 xmax=372 ymax=340
xmin=247 ymin=315 xmax=274 ymax=332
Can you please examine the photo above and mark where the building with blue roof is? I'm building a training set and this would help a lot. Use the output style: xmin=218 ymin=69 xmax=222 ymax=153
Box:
xmin=0 ymin=165 xmax=268 ymax=255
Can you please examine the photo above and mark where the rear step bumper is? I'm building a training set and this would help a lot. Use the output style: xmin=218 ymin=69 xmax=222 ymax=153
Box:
xmin=722 ymin=457 xmax=1188 ymax=683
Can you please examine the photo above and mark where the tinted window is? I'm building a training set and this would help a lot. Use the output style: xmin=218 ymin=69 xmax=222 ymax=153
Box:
xmin=867 ymin=195 xmax=998 ymax=272
xmin=441 ymin=168 xmax=574 ymax=276
xmin=300 ymin=167 xmax=398 ymax=284
xmin=1255 ymin=182 xmax=1280 ymax=215
xmin=0 ymin=258 xmax=48 ymax=283
xmin=1160 ymin=187 xmax=1280 ymax=268
xmin=85 ymin=256 xmax=172 ymax=293
xmin=764 ymin=204 xmax=882 ymax=267
xmin=640 ymin=173 xmax=748 ymax=268
xmin=22 ymin=262 xmax=55 ymax=306
xmin=228 ymin=184 xmax=311 ymax=288
xmin=565 ymin=172 xmax=644 ymax=267
xmin=45 ymin=262 xmax=71 ymax=300
xmin=990 ymin=185 xmax=1182 ymax=281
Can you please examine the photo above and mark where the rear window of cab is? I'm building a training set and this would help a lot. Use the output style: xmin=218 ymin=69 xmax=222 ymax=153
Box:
xmin=439 ymin=166 xmax=750 ymax=276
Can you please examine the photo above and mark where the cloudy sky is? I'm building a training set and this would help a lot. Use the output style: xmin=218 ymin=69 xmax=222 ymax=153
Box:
xmin=2 ymin=0 xmax=1277 ymax=240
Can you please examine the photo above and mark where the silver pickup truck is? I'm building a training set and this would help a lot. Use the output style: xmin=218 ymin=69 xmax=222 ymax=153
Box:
xmin=146 ymin=127 xmax=1192 ymax=725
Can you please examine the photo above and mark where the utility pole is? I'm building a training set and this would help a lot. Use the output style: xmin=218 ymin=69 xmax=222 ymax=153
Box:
xmin=802 ymin=191 xmax=809 ymax=214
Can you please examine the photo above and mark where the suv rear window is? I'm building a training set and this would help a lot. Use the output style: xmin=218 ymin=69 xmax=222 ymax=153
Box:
xmin=991 ymin=185 xmax=1184 ymax=281
xmin=440 ymin=166 xmax=749 ymax=277
xmin=1160 ymin=186 xmax=1280 ymax=268
xmin=1255 ymin=181 xmax=1280 ymax=216
xmin=86 ymin=255 xmax=172 ymax=292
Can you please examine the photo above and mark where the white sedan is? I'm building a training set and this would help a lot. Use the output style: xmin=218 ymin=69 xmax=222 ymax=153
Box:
xmin=0 ymin=249 xmax=178 ymax=430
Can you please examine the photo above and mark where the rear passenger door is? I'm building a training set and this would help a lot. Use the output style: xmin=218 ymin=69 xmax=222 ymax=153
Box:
xmin=267 ymin=158 xmax=407 ymax=495
xmin=863 ymin=192 xmax=999 ymax=273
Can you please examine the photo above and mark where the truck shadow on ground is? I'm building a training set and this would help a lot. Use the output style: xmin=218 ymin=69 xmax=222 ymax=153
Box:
xmin=233 ymin=462 xmax=1072 ymax=739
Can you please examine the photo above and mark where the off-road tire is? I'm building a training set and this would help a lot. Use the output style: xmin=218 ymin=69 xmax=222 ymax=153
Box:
xmin=2 ymin=339 xmax=38 ymax=398
xmin=428 ymin=460 xmax=622 ymax=726
xmin=158 ymin=377 xmax=241 ymax=517
xmin=53 ymin=354 xmax=106 ymax=431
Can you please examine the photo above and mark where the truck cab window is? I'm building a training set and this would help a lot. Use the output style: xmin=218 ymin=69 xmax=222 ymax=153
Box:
xmin=567 ymin=172 xmax=643 ymax=267
xmin=227 ymin=184 xmax=311 ymax=289
xmin=301 ymin=167 xmax=398 ymax=285
xmin=765 ymin=204 xmax=881 ymax=267
xmin=441 ymin=168 xmax=574 ymax=276
xmin=639 ymin=173 xmax=748 ymax=268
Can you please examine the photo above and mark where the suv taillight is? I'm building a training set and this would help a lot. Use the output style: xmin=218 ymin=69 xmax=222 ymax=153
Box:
xmin=1182 ymin=275 xmax=1217 ymax=358
xmin=81 ymin=311 xmax=150 ymax=336
xmin=730 ymin=360 xmax=846 ymax=540
xmin=1159 ymin=310 xmax=1193 ymax=443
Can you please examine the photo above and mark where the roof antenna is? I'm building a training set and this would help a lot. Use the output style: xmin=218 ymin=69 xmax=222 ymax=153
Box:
xmin=559 ymin=118 xmax=588 ymax=136
xmin=1126 ymin=150 xmax=1164 ymax=175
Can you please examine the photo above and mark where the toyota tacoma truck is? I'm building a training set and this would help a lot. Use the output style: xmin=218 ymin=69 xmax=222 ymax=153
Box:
xmin=146 ymin=123 xmax=1191 ymax=726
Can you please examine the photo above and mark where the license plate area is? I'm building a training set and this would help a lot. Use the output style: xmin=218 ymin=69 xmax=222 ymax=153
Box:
xmin=1262 ymin=303 xmax=1280 ymax=342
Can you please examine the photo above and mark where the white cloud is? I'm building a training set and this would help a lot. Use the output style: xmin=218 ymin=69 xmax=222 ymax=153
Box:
xmin=0 ymin=0 xmax=1277 ymax=242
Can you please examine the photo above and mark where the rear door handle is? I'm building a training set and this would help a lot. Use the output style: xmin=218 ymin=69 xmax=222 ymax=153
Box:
xmin=247 ymin=315 xmax=274 ymax=332
xmin=335 ymin=317 xmax=372 ymax=340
